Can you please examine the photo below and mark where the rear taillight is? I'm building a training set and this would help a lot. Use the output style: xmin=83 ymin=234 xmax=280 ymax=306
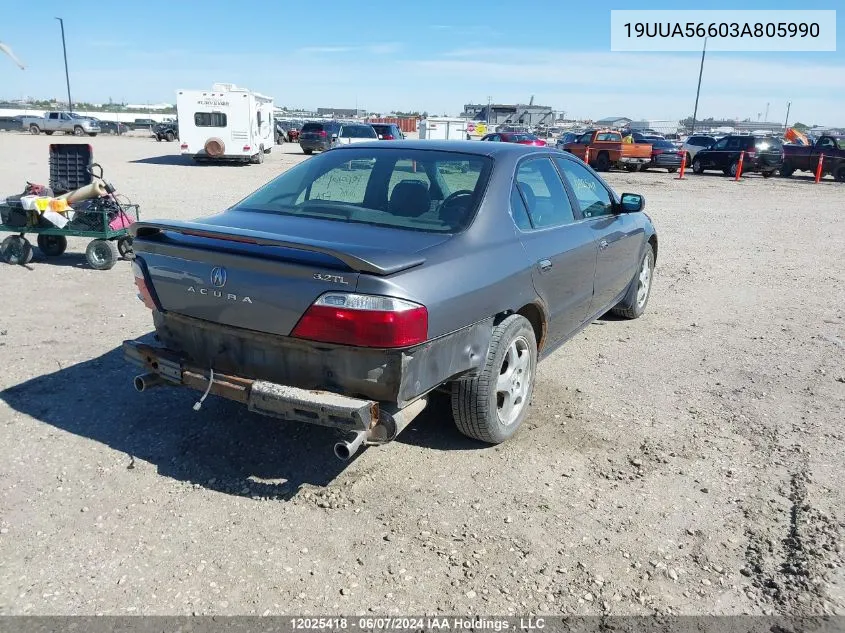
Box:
xmin=747 ymin=148 xmax=757 ymax=156
xmin=132 ymin=261 xmax=157 ymax=310
xmin=383 ymin=134 xmax=394 ymax=140
xmin=291 ymin=293 xmax=428 ymax=348
xmin=180 ymin=143 xmax=188 ymax=150
xmin=318 ymin=130 xmax=327 ymax=137
xmin=243 ymin=145 xmax=251 ymax=151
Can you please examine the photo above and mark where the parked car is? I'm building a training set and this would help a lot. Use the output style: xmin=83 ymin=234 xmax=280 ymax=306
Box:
xmin=124 ymin=140 xmax=658 ymax=459
xmin=680 ymin=135 xmax=717 ymax=165
xmin=481 ymin=132 xmax=547 ymax=146
xmin=21 ymin=111 xmax=100 ymax=136
xmin=128 ymin=118 xmax=157 ymax=131
xmin=298 ymin=121 xmax=378 ymax=154
xmin=642 ymin=139 xmax=684 ymax=172
xmin=691 ymin=134 xmax=784 ymax=177
xmin=370 ymin=123 xmax=405 ymax=140
xmin=88 ymin=118 xmax=129 ymax=135
xmin=554 ymin=132 xmax=579 ymax=149
xmin=563 ymin=130 xmax=652 ymax=172
xmin=275 ymin=120 xmax=301 ymax=144
xmin=0 ymin=115 xmax=23 ymax=131
xmin=780 ymin=135 xmax=845 ymax=181
xmin=154 ymin=120 xmax=179 ymax=142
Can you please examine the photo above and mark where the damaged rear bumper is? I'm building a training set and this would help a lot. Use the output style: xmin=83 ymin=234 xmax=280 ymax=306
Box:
xmin=123 ymin=339 xmax=429 ymax=444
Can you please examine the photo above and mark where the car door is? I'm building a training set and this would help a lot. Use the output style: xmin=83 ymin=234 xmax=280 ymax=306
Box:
xmin=511 ymin=156 xmax=598 ymax=346
xmin=555 ymin=157 xmax=643 ymax=314
xmin=699 ymin=137 xmax=727 ymax=168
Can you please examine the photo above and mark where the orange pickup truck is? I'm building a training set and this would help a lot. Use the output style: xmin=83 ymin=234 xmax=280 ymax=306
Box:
xmin=563 ymin=130 xmax=652 ymax=172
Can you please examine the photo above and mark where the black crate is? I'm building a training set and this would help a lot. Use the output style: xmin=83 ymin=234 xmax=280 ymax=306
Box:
xmin=49 ymin=143 xmax=93 ymax=194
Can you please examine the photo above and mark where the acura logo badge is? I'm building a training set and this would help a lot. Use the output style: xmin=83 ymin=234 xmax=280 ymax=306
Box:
xmin=210 ymin=266 xmax=227 ymax=288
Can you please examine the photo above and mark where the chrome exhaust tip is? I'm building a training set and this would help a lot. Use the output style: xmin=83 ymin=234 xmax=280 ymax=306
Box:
xmin=134 ymin=372 xmax=163 ymax=393
xmin=334 ymin=430 xmax=367 ymax=461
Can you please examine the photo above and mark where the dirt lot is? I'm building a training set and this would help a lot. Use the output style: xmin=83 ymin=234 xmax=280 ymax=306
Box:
xmin=0 ymin=134 xmax=843 ymax=617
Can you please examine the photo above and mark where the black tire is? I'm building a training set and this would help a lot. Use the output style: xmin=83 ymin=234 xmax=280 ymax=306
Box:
xmin=45 ymin=130 xmax=54 ymax=136
xmin=835 ymin=165 xmax=845 ymax=183
xmin=303 ymin=148 xmax=313 ymax=155
xmin=29 ymin=125 xmax=40 ymax=135
xmin=594 ymin=152 xmax=611 ymax=172
xmin=117 ymin=237 xmax=134 ymax=259
xmin=156 ymin=135 xmax=162 ymax=142
xmin=612 ymin=244 xmax=655 ymax=319
xmin=85 ymin=239 xmax=118 ymax=270
xmin=1 ymin=235 xmax=34 ymax=265
xmin=450 ymin=314 xmax=537 ymax=444
xmin=625 ymin=164 xmax=639 ymax=172
xmin=780 ymin=162 xmax=795 ymax=178
xmin=692 ymin=158 xmax=704 ymax=174
xmin=88 ymin=133 xmax=97 ymax=137
xmin=762 ymin=170 xmax=774 ymax=179
xmin=667 ymin=167 xmax=677 ymax=173
xmin=251 ymin=145 xmax=265 ymax=164
xmin=727 ymin=160 xmax=739 ymax=177
xmin=73 ymin=126 xmax=85 ymax=136
xmin=37 ymin=235 xmax=67 ymax=257
xmin=165 ymin=131 xmax=175 ymax=142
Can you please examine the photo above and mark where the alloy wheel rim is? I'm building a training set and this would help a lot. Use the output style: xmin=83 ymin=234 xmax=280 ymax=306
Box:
xmin=496 ymin=336 xmax=531 ymax=426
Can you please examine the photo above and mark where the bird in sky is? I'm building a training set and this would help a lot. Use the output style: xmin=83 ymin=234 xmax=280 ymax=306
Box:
xmin=0 ymin=41 xmax=26 ymax=70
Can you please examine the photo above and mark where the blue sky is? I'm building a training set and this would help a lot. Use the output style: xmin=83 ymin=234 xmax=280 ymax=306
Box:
xmin=1 ymin=0 xmax=843 ymax=125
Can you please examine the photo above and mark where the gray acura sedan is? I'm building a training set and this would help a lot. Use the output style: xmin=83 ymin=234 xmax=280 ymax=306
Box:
xmin=125 ymin=141 xmax=658 ymax=459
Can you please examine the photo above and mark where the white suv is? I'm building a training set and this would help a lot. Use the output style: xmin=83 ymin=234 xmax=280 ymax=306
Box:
xmin=680 ymin=134 xmax=717 ymax=164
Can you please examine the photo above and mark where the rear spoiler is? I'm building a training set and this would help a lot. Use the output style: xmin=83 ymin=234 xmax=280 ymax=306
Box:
xmin=130 ymin=220 xmax=425 ymax=276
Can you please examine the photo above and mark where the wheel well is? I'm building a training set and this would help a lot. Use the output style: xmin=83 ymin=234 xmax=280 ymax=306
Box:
xmin=494 ymin=303 xmax=547 ymax=351
xmin=649 ymin=234 xmax=658 ymax=264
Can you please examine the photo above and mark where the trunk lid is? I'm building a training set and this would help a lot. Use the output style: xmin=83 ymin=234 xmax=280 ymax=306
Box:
xmin=131 ymin=211 xmax=447 ymax=337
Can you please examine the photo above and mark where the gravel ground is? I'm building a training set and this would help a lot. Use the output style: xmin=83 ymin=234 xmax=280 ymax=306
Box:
xmin=0 ymin=134 xmax=843 ymax=617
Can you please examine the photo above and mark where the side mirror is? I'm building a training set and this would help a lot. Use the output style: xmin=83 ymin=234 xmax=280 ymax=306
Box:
xmin=331 ymin=133 xmax=338 ymax=140
xmin=619 ymin=193 xmax=645 ymax=213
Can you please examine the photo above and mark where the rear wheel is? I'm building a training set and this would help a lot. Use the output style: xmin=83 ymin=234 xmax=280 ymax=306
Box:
xmin=762 ymin=170 xmax=774 ymax=179
xmin=594 ymin=152 xmax=611 ymax=172
xmin=1 ymin=235 xmax=34 ymax=265
xmin=667 ymin=167 xmax=677 ymax=173
xmin=451 ymin=314 xmax=537 ymax=444
xmin=728 ymin=160 xmax=739 ymax=177
xmin=612 ymin=244 xmax=655 ymax=319
xmin=73 ymin=126 xmax=84 ymax=136
xmin=780 ymin=162 xmax=795 ymax=177
xmin=165 ymin=131 xmax=175 ymax=142
xmin=692 ymin=158 xmax=704 ymax=174
xmin=29 ymin=125 xmax=40 ymax=135
xmin=835 ymin=165 xmax=845 ymax=183
xmin=37 ymin=235 xmax=67 ymax=257
xmin=85 ymin=239 xmax=118 ymax=270
xmin=45 ymin=130 xmax=54 ymax=136
xmin=117 ymin=237 xmax=134 ymax=259
xmin=303 ymin=148 xmax=313 ymax=155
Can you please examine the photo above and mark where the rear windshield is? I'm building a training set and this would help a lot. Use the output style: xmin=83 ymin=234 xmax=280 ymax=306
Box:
xmin=756 ymin=137 xmax=783 ymax=150
xmin=301 ymin=122 xmax=324 ymax=132
xmin=233 ymin=148 xmax=494 ymax=234
xmin=341 ymin=125 xmax=378 ymax=138
xmin=653 ymin=140 xmax=677 ymax=149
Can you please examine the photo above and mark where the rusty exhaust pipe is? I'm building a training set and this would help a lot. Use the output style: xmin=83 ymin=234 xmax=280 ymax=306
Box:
xmin=134 ymin=372 xmax=163 ymax=393
xmin=334 ymin=430 xmax=367 ymax=461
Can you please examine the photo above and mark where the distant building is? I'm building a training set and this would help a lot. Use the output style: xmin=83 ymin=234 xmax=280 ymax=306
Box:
xmin=463 ymin=102 xmax=554 ymax=127
xmin=125 ymin=103 xmax=175 ymax=111
xmin=594 ymin=116 xmax=632 ymax=129
xmin=317 ymin=107 xmax=366 ymax=118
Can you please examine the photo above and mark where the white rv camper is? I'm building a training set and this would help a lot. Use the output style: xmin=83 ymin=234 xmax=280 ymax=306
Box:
xmin=176 ymin=83 xmax=275 ymax=164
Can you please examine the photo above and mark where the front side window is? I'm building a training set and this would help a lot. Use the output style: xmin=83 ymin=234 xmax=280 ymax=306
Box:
xmin=195 ymin=112 xmax=227 ymax=127
xmin=515 ymin=158 xmax=575 ymax=229
xmin=555 ymin=158 xmax=614 ymax=219
xmin=711 ymin=138 xmax=729 ymax=150
xmin=235 ymin=148 xmax=492 ymax=233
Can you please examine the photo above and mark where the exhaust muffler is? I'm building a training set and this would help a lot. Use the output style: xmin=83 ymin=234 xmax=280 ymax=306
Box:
xmin=334 ymin=430 xmax=367 ymax=461
xmin=134 ymin=372 xmax=163 ymax=392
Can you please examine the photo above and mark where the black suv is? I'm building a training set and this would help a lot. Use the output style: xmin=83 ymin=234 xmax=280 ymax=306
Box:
xmin=299 ymin=121 xmax=340 ymax=154
xmin=154 ymin=120 xmax=178 ymax=142
xmin=692 ymin=134 xmax=784 ymax=177
xmin=370 ymin=123 xmax=405 ymax=140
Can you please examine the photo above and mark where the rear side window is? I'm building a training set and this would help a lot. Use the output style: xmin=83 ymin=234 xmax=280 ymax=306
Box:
xmin=515 ymin=158 xmax=575 ymax=229
xmin=195 ymin=112 xmax=227 ymax=127
xmin=555 ymin=158 xmax=614 ymax=219
xmin=509 ymin=184 xmax=532 ymax=231
xmin=341 ymin=125 xmax=377 ymax=139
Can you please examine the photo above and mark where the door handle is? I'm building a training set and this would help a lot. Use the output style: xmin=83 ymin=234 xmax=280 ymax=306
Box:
xmin=599 ymin=239 xmax=609 ymax=250
xmin=538 ymin=259 xmax=552 ymax=272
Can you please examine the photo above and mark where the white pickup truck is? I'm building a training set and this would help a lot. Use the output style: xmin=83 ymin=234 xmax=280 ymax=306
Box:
xmin=21 ymin=111 xmax=100 ymax=136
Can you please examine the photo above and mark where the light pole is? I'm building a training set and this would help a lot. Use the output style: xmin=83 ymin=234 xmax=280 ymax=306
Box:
xmin=55 ymin=17 xmax=73 ymax=112
xmin=690 ymin=36 xmax=707 ymax=134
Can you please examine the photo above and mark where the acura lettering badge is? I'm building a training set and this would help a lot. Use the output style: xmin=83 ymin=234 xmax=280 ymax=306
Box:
xmin=210 ymin=266 xmax=227 ymax=288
